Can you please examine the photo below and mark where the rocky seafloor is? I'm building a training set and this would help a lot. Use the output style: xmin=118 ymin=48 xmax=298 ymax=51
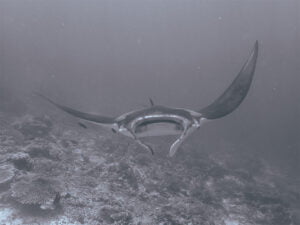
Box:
xmin=0 ymin=112 xmax=299 ymax=225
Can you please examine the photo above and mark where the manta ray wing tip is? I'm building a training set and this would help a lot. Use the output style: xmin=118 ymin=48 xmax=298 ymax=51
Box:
xmin=198 ymin=41 xmax=259 ymax=120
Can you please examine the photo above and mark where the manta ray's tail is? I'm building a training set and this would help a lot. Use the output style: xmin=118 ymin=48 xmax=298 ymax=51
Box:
xmin=199 ymin=41 xmax=258 ymax=120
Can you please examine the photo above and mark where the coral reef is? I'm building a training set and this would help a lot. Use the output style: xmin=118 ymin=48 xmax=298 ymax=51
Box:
xmin=0 ymin=164 xmax=15 ymax=190
xmin=10 ymin=175 xmax=61 ymax=210
xmin=0 ymin=111 xmax=299 ymax=224
xmin=97 ymin=206 xmax=132 ymax=224
xmin=13 ymin=115 xmax=52 ymax=139
xmin=7 ymin=152 xmax=33 ymax=171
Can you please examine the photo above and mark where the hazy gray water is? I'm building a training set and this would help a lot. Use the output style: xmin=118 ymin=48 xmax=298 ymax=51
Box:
xmin=0 ymin=0 xmax=299 ymax=177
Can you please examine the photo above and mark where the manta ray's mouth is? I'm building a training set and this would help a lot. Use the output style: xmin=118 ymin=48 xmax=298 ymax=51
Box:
xmin=134 ymin=119 xmax=184 ymax=137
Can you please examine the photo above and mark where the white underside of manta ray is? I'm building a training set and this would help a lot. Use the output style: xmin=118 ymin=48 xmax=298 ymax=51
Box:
xmin=37 ymin=41 xmax=259 ymax=157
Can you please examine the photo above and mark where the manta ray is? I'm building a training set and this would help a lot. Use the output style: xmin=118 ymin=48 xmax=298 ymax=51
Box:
xmin=38 ymin=41 xmax=258 ymax=157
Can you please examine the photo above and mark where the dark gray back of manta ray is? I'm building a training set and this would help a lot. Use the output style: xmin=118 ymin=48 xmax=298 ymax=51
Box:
xmin=199 ymin=41 xmax=258 ymax=120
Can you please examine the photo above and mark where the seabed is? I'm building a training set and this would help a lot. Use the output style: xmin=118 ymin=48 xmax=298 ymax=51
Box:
xmin=0 ymin=112 xmax=299 ymax=225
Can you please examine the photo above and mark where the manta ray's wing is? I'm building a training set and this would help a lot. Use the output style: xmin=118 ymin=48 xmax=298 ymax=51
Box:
xmin=199 ymin=41 xmax=258 ymax=120
xmin=36 ymin=93 xmax=115 ymax=124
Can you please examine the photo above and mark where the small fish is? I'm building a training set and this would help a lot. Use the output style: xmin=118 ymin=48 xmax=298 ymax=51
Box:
xmin=78 ymin=122 xmax=87 ymax=129
xmin=37 ymin=42 xmax=259 ymax=157
xmin=149 ymin=98 xmax=154 ymax=106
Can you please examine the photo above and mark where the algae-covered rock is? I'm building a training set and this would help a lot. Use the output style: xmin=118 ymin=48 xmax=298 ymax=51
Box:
xmin=23 ymin=140 xmax=62 ymax=161
xmin=97 ymin=206 xmax=132 ymax=224
xmin=11 ymin=176 xmax=61 ymax=210
xmin=0 ymin=164 xmax=15 ymax=189
xmin=7 ymin=152 xmax=33 ymax=171
xmin=0 ymin=114 xmax=24 ymax=145
xmin=13 ymin=115 xmax=52 ymax=139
